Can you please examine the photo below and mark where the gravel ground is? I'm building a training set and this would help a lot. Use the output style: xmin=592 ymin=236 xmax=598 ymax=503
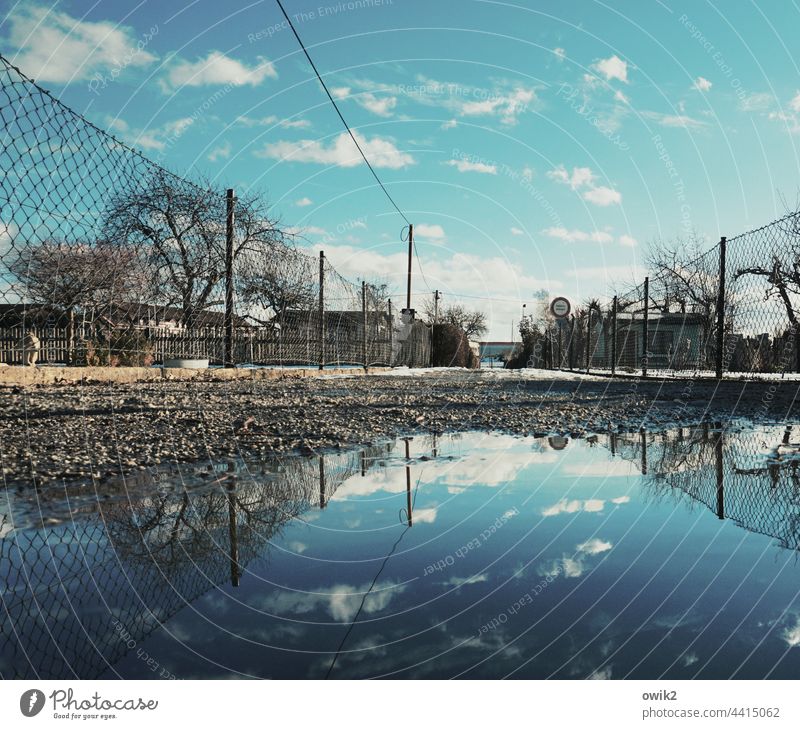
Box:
xmin=2 ymin=369 xmax=799 ymax=488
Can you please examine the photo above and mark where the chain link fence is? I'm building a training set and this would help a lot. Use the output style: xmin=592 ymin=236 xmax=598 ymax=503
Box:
xmin=541 ymin=212 xmax=800 ymax=378
xmin=0 ymin=54 xmax=429 ymax=370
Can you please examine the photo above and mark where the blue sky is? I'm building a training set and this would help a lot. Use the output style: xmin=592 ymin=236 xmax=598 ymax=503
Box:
xmin=3 ymin=0 xmax=800 ymax=337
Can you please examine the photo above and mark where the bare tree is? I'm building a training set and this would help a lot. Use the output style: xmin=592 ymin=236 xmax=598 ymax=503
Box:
xmin=8 ymin=240 xmax=140 ymax=360
xmin=645 ymin=234 xmax=730 ymax=367
xmin=103 ymin=170 xmax=283 ymax=327
xmin=645 ymin=234 xmax=720 ymax=317
xmin=733 ymin=214 xmax=800 ymax=330
xmin=237 ymin=242 xmax=316 ymax=325
xmin=421 ymin=299 xmax=488 ymax=338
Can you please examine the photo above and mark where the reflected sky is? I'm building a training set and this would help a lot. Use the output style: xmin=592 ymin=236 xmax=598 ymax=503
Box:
xmin=2 ymin=425 xmax=800 ymax=679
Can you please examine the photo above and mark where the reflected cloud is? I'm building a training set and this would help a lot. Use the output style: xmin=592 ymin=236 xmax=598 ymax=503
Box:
xmin=442 ymin=573 xmax=489 ymax=587
xmin=781 ymin=616 xmax=800 ymax=647
xmin=538 ymin=538 xmax=613 ymax=579
xmin=256 ymin=580 xmax=407 ymax=623
xmin=542 ymin=498 xmax=605 ymax=516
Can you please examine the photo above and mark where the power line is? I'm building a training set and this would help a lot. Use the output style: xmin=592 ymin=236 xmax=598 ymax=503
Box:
xmin=274 ymin=0 xmax=410 ymax=226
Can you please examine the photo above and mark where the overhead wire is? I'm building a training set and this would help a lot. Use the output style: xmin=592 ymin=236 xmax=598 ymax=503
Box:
xmin=274 ymin=0 xmax=410 ymax=226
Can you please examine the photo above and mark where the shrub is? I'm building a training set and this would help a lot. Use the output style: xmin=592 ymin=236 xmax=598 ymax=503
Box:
xmin=80 ymin=329 xmax=154 ymax=367
xmin=431 ymin=323 xmax=478 ymax=368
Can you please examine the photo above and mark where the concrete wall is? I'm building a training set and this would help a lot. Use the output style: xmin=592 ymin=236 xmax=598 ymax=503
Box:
xmin=0 ymin=365 xmax=392 ymax=387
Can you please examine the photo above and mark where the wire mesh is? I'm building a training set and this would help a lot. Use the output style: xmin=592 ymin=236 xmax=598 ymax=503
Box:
xmin=0 ymin=54 xmax=394 ymax=370
xmin=726 ymin=215 xmax=800 ymax=374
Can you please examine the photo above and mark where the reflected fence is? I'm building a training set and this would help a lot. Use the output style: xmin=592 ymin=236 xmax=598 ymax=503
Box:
xmin=603 ymin=424 xmax=800 ymax=552
xmin=542 ymin=215 xmax=800 ymax=378
xmin=3 ymin=427 xmax=799 ymax=679
xmin=0 ymin=443 xmax=396 ymax=680
xmin=0 ymin=54 xmax=431 ymax=369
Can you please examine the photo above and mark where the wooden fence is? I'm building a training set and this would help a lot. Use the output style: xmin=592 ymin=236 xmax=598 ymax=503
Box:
xmin=0 ymin=326 xmax=394 ymax=367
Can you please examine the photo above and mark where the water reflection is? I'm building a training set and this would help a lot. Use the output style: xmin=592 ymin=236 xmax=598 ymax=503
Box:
xmin=2 ymin=426 xmax=800 ymax=679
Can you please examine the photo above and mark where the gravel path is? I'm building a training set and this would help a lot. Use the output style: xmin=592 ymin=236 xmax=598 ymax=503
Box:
xmin=2 ymin=369 xmax=799 ymax=488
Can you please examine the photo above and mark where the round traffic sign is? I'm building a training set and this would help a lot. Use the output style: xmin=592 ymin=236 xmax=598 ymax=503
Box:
xmin=550 ymin=296 xmax=571 ymax=318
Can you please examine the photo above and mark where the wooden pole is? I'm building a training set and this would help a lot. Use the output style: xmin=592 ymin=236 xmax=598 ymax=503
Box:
xmin=715 ymin=237 xmax=727 ymax=379
xmin=319 ymin=455 xmax=326 ymax=509
xmin=318 ymin=251 xmax=325 ymax=370
xmin=611 ymin=296 xmax=618 ymax=376
xmin=642 ymin=277 xmax=649 ymax=378
xmin=362 ymin=280 xmax=368 ymax=369
xmin=715 ymin=429 xmax=725 ymax=519
xmin=224 ymin=189 xmax=235 ymax=368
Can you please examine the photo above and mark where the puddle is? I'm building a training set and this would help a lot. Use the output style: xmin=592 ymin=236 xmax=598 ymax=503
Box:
xmin=2 ymin=425 xmax=800 ymax=679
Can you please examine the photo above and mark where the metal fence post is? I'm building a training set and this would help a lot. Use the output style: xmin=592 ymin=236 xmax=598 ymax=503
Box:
xmin=585 ymin=309 xmax=591 ymax=373
xmin=318 ymin=250 xmax=325 ymax=370
xmin=224 ymin=188 xmax=235 ymax=368
xmin=611 ymin=295 xmax=618 ymax=376
xmin=715 ymin=236 xmax=727 ymax=379
xmin=361 ymin=280 xmax=368 ymax=370
xmin=557 ymin=320 xmax=562 ymax=369
xmin=642 ymin=277 xmax=649 ymax=378
xmin=388 ymin=298 xmax=393 ymax=366
xmin=568 ymin=315 xmax=574 ymax=371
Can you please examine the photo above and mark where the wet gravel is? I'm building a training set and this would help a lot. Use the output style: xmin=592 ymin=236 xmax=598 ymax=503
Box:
xmin=2 ymin=370 xmax=799 ymax=488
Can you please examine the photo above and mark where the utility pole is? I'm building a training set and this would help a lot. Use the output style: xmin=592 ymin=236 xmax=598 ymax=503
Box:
xmin=433 ymin=289 xmax=441 ymax=324
xmin=405 ymin=223 xmax=413 ymax=312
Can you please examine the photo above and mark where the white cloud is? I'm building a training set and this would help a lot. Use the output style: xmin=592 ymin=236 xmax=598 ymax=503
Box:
xmin=522 ymin=166 xmax=534 ymax=181
xmin=538 ymin=537 xmax=613 ymax=580
xmin=443 ymin=573 xmax=489 ymax=587
xmin=163 ymin=51 xmax=276 ymax=90
xmin=235 ymin=114 xmax=311 ymax=130
xmin=592 ymin=55 xmax=628 ymax=83
xmin=257 ymin=580 xmax=405 ymax=622
xmin=547 ymin=164 xmax=594 ymax=190
xmin=542 ymin=498 xmax=605 ymax=517
xmin=510 ymin=227 xmax=525 ymax=236
xmin=782 ymin=616 xmax=800 ymax=647
xmin=295 ymin=197 xmax=313 ymax=207
xmin=542 ymin=227 xmax=612 ymax=244
xmin=611 ymin=495 xmax=630 ymax=504
xmin=441 ymin=119 xmax=458 ymax=129
xmin=583 ymin=186 xmax=622 ymax=206
xmin=110 ymin=115 xmax=194 ymax=151
xmin=281 ymin=118 xmax=312 ymax=129
xmin=333 ymin=86 xmax=398 ymax=116
xmin=694 ymin=76 xmax=712 ymax=92
xmin=446 ymin=159 xmax=497 ymax=174
xmin=6 ymin=5 xmax=158 ymax=83
xmin=619 ymin=234 xmax=637 ymax=247
xmin=285 ymin=225 xmax=328 ymax=237
xmin=554 ymin=47 xmax=566 ymax=62
xmin=413 ymin=507 xmax=438 ymax=524
xmin=576 ymin=538 xmax=612 ymax=555
xmin=257 ymin=131 xmax=415 ymax=169
xmin=791 ymin=92 xmax=800 ymax=113
xmin=642 ymin=111 xmax=708 ymax=129
xmin=358 ymin=92 xmax=397 ymax=117
xmin=414 ymin=223 xmax=446 ymax=241
xmin=739 ymin=92 xmax=774 ymax=112
xmin=614 ymin=89 xmax=630 ymax=104
xmin=207 ymin=141 xmax=231 ymax=162
xmin=300 ymin=244 xmax=557 ymax=339
xmin=459 ymin=87 xmax=536 ymax=125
